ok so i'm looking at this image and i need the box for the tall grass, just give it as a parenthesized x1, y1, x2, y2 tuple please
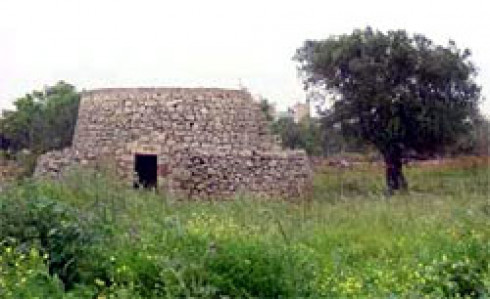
(1, 158, 489, 297)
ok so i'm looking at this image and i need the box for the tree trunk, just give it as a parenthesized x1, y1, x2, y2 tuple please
(384, 149, 407, 195)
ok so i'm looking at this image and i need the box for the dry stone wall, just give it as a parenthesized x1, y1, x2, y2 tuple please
(173, 149, 311, 198)
(35, 88, 312, 198)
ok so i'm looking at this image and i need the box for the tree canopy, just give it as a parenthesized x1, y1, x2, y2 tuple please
(294, 27, 481, 191)
(0, 81, 80, 154)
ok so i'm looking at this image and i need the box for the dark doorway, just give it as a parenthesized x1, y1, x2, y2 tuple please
(134, 154, 157, 188)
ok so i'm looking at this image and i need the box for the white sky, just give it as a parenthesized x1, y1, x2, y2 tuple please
(1, 0, 489, 115)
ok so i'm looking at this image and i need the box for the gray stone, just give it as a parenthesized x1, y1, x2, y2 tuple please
(35, 87, 312, 199)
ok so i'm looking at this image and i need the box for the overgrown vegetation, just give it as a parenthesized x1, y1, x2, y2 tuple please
(1, 157, 488, 298)
(261, 101, 488, 159)
(271, 116, 324, 156)
(0, 81, 80, 176)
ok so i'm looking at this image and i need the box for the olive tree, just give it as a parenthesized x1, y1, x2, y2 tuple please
(294, 27, 481, 192)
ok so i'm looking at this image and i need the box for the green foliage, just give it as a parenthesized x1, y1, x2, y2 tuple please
(13, 150, 39, 178)
(0, 246, 65, 298)
(295, 27, 482, 189)
(0, 160, 489, 297)
(298, 117, 324, 156)
(420, 238, 489, 297)
(316, 232, 490, 297)
(450, 116, 490, 155)
(259, 97, 323, 155)
(0, 185, 102, 289)
(0, 81, 80, 154)
(202, 240, 317, 297)
(271, 116, 324, 155)
(259, 97, 274, 122)
(271, 116, 303, 149)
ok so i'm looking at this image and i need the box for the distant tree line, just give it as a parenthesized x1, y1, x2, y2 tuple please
(260, 98, 367, 156)
(262, 97, 488, 159)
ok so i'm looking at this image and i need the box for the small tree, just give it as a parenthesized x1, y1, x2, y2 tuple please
(259, 97, 275, 122)
(271, 116, 304, 150)
(294, 27, 481, 192)
(0, 81, 80, 154)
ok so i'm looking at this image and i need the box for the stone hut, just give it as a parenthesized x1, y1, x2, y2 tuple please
(35, 88, 312, 198)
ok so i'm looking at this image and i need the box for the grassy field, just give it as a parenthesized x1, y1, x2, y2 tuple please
(1, 157, 489, 298)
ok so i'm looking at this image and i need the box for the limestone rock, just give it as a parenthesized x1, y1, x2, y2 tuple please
(35, 87, 312, 199)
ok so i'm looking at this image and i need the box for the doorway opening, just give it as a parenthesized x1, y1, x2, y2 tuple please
(134, 154, 157, 188)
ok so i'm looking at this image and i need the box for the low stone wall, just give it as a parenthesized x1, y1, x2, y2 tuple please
(34, 149, 92, 179)
(171, 149, 312, 198)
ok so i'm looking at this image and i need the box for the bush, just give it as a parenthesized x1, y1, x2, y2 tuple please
(96, 227, 318, 298)
(0, 245, 65, 298)
(420, 235, 490, 297)
(203, 240, 318, 297)
(0, 184, 101, 289)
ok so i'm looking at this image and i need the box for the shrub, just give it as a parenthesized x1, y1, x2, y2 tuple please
(420, 235, 490, 297)
(0, 185, 101, 289)
(96, 226, 318, 298)
(202, 240, 318, 297)
(0, 245, 65, 298)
